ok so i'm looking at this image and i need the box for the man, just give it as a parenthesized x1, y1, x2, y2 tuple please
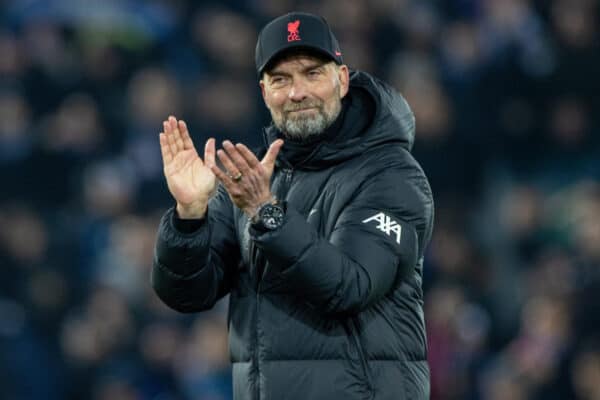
(152, 11, 434, 400)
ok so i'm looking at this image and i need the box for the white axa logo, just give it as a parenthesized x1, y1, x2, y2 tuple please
(362, 212, 402, 244)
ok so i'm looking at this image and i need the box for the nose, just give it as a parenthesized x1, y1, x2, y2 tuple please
(288, 79, 308, 102)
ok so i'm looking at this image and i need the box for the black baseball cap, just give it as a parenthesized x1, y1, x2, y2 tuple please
(255, 12, 343, 76)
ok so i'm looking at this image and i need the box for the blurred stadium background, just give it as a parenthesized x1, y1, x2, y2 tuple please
(1, 0, 599, 399)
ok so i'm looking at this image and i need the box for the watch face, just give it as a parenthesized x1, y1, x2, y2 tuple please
(259, 204, 285, 230)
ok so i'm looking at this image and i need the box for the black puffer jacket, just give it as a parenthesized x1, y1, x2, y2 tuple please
(152, 71, 434, 400)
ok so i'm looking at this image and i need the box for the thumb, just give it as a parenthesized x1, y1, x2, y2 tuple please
(261, 139, 284, 173)
(204, 138, 216, 169)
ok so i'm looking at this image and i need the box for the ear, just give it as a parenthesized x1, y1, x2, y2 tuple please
(259, 80, 268, 106)
(259, 80, 266, 99)
(337, 64, 350, 98)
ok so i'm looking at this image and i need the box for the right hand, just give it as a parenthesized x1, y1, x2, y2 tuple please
(159, 116, 216, 219)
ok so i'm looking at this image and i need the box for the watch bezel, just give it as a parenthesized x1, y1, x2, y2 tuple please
(257, 202, 285, 230)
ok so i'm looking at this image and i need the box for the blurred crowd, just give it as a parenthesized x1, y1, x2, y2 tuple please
(1, 0, 599, 399)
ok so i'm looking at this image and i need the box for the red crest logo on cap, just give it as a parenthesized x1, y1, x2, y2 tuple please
(287, 20, 301, 42)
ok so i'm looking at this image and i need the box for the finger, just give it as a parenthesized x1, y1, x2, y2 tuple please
(217, 148, 241, 178)
(159, 133, 173, 164)
(168, 117, 185, 152)
(210, 164, 234, 188)
(165, 121, 178, 156)
(162, 119, 172, 135)
(178, 120, 196, 151)
(204, 138, 216, 169)
(166, 116, 183, 152)
(235, 143, 261, 169)
(262, 139, 284, 170)
(168, 115, 178, 132)
(174, 128, 185, 153)
(223, 141, 251, 175)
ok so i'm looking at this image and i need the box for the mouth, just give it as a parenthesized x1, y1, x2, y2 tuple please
(287, 107, 317, 113)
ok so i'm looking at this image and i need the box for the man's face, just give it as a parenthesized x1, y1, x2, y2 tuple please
(260, 54, 349, 141)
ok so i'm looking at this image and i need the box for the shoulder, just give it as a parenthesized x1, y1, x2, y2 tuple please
(352, 143, 430, 186)
(346, 144, 434, 218)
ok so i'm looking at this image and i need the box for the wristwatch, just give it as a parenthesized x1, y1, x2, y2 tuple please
(251, 200, 285, 231)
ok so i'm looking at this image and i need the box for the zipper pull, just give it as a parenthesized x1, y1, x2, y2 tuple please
(275, 168, 294, 201)
(284, 168, 293, 182)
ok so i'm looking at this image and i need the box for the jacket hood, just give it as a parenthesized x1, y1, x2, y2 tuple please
(264, 70, 416, 170)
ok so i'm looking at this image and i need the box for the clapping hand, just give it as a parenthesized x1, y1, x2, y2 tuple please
(160, 115, 283, 219)
(159, 116, 216, 219)
(211, 139, 283, 218)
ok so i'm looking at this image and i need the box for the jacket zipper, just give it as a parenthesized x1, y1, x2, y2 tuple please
(255, 288, 261, 400)
(277, 168, 294, 201)
(253, 166, 294, 400)
(349, 319, 374, 395)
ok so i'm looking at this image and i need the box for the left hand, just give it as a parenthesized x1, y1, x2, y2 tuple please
(211, 139, 284, 217)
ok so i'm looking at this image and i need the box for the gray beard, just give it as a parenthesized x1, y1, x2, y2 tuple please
(273, 100, 342, 142)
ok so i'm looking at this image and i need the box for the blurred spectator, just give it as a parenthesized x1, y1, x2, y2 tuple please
(190, 8, 257, 74)
(0, 91, 32, 162)
(571, 343, 600, 400)
(174, 315, 232, 400)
